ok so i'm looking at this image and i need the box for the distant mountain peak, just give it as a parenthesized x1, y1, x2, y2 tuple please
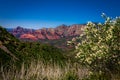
(16, 26, 24, 30)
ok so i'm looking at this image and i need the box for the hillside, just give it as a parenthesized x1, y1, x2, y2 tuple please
(0, 26, 66, 67)
(0, 26, 20, 66)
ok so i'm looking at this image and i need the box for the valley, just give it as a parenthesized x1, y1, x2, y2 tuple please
(7, 24, 85, 50)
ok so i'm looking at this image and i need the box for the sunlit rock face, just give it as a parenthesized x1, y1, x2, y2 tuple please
(20, 34, 38, 40)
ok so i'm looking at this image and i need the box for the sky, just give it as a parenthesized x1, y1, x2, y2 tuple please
(0, 0, 120, 29)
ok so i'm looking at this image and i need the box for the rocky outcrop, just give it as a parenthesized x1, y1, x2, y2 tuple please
(67, 24, 84, 36)
(10, 26, 34, 37)
(8, 24, 85, 40)
(34, 30, 46, 39)
(20, 34, 38, 40)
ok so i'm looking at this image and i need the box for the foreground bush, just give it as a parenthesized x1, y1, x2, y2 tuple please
(74, 14, 120, 79)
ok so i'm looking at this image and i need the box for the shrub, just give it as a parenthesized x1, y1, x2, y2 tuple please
(74, 14, 120, 78)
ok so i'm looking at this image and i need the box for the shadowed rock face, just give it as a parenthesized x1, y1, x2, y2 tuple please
(8, 24, 85, 40)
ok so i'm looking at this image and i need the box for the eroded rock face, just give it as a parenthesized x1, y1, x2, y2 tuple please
(20, 34, 38, 40)
(11, 26, 34, 37)
(9, 24, 85, 40)
(67, 24, 84, 36)
(34, 30, 46, 39)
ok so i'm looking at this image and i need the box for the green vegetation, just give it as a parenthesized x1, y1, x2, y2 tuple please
(0, 14, 119, 80)
(73, 14, 120, 79)
(0, 26, 87, 80)
(38, 36, 75, 51)
(0, 26, 67, 67)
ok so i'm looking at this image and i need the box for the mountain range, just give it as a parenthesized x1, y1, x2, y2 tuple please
(6, 24, 85, 50)
(7, 24, 85, 40)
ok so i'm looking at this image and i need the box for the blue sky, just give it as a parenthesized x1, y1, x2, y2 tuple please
(0, 0, 120, 29)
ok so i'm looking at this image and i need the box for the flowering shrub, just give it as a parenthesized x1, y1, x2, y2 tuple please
(75, 14, 120, 74)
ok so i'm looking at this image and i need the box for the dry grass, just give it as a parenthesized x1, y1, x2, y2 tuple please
(0, 61, 88, 80)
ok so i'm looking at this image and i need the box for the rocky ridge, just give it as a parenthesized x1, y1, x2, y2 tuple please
(8, 24, 85, 40)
